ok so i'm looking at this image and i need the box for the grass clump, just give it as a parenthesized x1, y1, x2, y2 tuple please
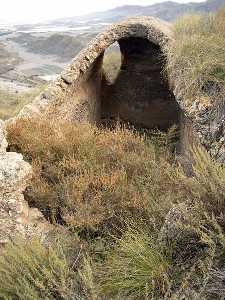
(165, 8, 225, 100)
(0, 236, 79, 300)
(187, 147, 225, 217)
(98, 226, 170, 299)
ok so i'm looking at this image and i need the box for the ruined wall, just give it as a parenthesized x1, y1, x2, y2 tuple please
(18, 17, 172, 122)
(1, 16, 175, 243)
(175, 92, 225, 164)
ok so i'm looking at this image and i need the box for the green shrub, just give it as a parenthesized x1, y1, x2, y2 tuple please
(78, 255, 98, 300)
(98, 225, 170, 299)
(0, 236, 78, 300)
(181, 147, 225, 223)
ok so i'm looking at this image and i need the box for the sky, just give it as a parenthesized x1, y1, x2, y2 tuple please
(1, 0, 204, 24)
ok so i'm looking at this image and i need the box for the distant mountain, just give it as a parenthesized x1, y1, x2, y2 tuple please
(52, 0, 224, 24)
(11, 33, 96, 61)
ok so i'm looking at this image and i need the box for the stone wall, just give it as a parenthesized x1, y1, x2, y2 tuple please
(174, 91, 225, 164)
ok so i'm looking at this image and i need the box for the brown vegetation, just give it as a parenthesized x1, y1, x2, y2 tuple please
(4, 113, 225, 299)
(7, 117, 178, 228)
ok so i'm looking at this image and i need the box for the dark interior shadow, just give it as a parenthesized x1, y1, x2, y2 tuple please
(101, 37, 181, 130)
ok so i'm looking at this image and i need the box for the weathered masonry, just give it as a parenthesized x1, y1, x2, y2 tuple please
(20, 17, 178, 128)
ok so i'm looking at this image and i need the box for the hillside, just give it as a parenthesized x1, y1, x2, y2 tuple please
(52, 0, 224, 23)
(11, 33, 96, 62)
(0, 0, 223, 94)
(0, 7, 225, 300)
(0, 43, 21, 74)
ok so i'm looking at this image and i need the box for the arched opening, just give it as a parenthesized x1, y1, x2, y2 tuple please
(102, 42, 121, 84)
(100, 37, 181, 130)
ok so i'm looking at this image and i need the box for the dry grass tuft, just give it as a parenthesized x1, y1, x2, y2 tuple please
(165, 8, 225, 100)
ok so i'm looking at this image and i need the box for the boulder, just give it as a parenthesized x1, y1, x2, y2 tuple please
(0, 120, 49, 244)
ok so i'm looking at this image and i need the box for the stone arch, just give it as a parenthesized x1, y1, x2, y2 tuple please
(16, 16, 224, 163)
(18, 17, 175, 127)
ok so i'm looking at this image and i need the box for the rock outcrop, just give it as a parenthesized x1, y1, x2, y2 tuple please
(0, 120, 49, 244)
(159, 204, 216, 299)
(175, 88, 225, 164)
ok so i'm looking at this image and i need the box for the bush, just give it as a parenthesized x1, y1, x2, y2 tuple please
(7, 117, 180, 230)
(0, 236, 79, 300)
(5, 117, 225, 299)
(187, 147, 225, 217)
